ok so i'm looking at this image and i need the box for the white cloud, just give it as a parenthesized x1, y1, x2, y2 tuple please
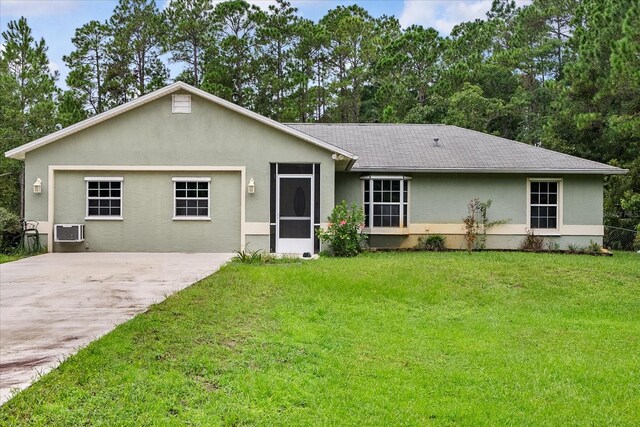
(48, 60, 60, 73)
(0, 0, 79, 17)
(400, 0, 534, 34)
(399, 0, 494, 34)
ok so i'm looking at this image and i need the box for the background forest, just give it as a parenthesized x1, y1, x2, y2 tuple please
(1, 0, 638, 248)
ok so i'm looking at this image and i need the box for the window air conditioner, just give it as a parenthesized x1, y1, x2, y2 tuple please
(54, 224, 85, 242)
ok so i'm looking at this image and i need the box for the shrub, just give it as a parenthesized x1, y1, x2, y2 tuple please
(234, 248, 264, 264)
(545, 240, 560, 251)
(587, 240, 602, 254)
(634, 225, 640, 251)
(520, 232, 545, 251)
(463, 198, 510, 252)
(316, 201, 367, 257)
(417, 234, 447, 251)
(0, 207, 21, 254)
(567, 244, 582, 253)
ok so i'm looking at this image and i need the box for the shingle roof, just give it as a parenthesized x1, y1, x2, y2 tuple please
(285, 123, 626, 174)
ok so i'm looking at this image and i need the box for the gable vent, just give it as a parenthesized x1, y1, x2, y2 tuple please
(172, 94, 191, 113)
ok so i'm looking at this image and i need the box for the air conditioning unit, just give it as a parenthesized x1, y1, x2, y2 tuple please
(54, 224, 84, 242)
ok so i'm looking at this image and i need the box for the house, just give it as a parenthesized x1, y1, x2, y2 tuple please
(4, 82, 626, 254)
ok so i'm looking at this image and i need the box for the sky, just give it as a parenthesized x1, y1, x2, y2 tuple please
(0, 0, 529, 87)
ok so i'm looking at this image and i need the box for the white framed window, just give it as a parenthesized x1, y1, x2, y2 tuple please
(528, 178, 562, 231)
(85, 177, 123, 220)
(361, 176, 410, 228)
(173, 177, 210, 220)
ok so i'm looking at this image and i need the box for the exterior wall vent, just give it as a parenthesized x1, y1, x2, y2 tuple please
(54, 224, 85, 242)
(172, 94, 191, 113)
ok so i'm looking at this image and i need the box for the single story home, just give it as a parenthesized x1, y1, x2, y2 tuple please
(5, 82, 626, 254)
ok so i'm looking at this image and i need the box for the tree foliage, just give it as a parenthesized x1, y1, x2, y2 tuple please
(1, 17, 58, 214)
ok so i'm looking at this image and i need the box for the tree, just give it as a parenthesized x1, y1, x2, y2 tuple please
(107, 0, 168, 101)
(376, 25, 443, 122)
(163, 0, 213, 87)
(202, 0, 260, 107)
(319, 5, 382, 122)
(0, 70, 24, 214)
(0, 17, 58, 215)
(57, 90, 88, 127)
(63, 20, 111, 114)
(253, 0, 299, 120)
(288, 18, 325, 122)
(444, 83, 506, 133)
(543, 0, 637, 162)
(608, 0, 640, 159)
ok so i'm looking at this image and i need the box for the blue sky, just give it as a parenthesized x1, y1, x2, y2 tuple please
(0, 0, 526, 86)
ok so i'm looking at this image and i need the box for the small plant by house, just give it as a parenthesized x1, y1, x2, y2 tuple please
(316, 201, 367, 257)
(463, 198, 510, 252)
(234, 248, 265, 264)
(416, 234, 447, 251)
(587, 240, 602, 254)
(520, 231, 546, 251)
(0, 207, 21, 254)
(567, 244, 581, 253)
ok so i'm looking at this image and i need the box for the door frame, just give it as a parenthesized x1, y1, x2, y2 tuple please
(276, 173, 314, 254)
(270, 163, 320, 254)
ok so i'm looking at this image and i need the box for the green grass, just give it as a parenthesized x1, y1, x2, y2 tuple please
(0, 253, 26, 264)
(2, 252, 639, 425)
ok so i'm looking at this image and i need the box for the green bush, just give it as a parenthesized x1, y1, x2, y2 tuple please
(0, 207, 21, 254)
(520, 232, 545, 251)
(316, 201, 367, 257)
(417, 234, 447, 251)
(634, 225, 640, 251)
(234, 248, 264, 264)
(567, 244, 583, 253)
(587, 240, 602, 254)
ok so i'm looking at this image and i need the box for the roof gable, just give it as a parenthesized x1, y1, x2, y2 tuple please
(5, 82, 355, 160)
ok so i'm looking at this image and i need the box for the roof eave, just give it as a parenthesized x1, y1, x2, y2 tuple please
(349, 167, 628, 175)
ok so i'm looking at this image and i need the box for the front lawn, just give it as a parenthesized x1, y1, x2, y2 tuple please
(2, 252, 639, 425)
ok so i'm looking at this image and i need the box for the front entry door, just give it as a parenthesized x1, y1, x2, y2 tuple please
(277, 175, 314, 254)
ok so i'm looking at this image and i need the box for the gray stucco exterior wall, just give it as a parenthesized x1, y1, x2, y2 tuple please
(24, 92, 336, 252)
(335, 172, 604, 250)
(52, 171, 241, 252)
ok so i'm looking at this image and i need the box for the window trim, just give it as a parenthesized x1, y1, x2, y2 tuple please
(172, 177, 211, 221)
(360, 176, 411, 231)
(526, 178, 563, 235)
(85, 177, 124, 220)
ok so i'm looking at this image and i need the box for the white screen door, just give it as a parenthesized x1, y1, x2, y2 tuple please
(277, 175, 314, 254)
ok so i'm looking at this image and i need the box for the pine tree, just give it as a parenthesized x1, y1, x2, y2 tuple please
(107, 0, 168, 100)
(163, 0, 213, 87)
(253, 0, 299, 120)
(202, 0, 260, 107)
(0, 17, 58, 215)
(63, 20, 111, 114)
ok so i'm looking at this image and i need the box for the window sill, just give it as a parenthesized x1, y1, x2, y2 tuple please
(364, 227, 409, 235)
(172, 217, 211, 221)
(85, 217, 123, 221)
(530, 229, 562, 236)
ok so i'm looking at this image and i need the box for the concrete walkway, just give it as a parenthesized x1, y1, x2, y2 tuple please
(0, 252, 233, 405)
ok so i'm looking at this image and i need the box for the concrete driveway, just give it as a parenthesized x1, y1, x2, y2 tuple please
(0, 252, 233, 404)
